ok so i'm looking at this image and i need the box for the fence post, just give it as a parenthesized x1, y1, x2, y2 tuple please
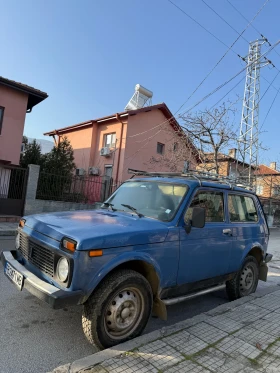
(101, 176, 111, 201)
(23, 164, 40, 215)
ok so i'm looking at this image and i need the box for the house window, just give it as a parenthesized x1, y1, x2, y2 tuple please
(157, 142, 165, 155)
(104, 133, 116, 148)
(0, 106, 4, 135)
(256, 184, 263, 195)
(173, 142, 178, 152)
(104, 165, 113, 177)
(273, 187, 280, 196)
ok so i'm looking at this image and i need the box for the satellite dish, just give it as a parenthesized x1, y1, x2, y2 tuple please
(125, 84, 153, 111)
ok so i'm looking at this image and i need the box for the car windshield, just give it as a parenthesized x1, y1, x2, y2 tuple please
(104, 181, 188, 221)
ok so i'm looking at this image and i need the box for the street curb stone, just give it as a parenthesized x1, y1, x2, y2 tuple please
(0, 229, 17, 236)
(49, 284, 280, 373)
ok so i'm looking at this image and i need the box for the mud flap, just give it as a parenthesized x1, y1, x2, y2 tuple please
(153, 296, 167, 320)
(259, 262, 268, 282)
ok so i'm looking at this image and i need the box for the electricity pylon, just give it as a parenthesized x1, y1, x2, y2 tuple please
(237, 39, 270, 184)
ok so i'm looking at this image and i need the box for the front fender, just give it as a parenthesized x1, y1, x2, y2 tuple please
(83, 251, 162, 301)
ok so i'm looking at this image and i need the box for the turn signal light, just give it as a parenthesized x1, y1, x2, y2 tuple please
(19, 219, 26, 228)
(62, 238, 76, 252)
(88, 250, 103, 257)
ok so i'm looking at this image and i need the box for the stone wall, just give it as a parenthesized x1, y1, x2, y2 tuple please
(24, 199, 102, 216)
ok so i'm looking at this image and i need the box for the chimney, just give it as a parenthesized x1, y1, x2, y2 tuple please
(270, 162, 277, 170)
(228, 148, 237, 159)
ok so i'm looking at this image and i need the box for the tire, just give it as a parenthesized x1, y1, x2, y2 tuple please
(226, 256, 259, 301)
(82, 269, 153, 350)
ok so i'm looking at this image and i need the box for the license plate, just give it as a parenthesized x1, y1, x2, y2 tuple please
(5, 262, 24, 290)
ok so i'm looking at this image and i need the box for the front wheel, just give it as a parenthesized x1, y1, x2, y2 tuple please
(226, 256, 259, 301)
(82, 269, 153, 349)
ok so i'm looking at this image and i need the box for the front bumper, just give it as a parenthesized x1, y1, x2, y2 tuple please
(1, 250, 83, 309)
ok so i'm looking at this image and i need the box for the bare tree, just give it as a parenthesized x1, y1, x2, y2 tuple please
(180, 103, 238, 174)
(145, 119, 197, 173)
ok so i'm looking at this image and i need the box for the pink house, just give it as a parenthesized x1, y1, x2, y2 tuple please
(44, 103, 199, 183)
(0, 76, 48, 166)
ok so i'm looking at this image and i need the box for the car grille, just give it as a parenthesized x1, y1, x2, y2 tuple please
(19, 234, 55, 277)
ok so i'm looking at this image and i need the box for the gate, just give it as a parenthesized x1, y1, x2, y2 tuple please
(0, 165, 28, 216)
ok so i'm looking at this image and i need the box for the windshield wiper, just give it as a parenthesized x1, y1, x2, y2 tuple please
(102, 202, 117, 211)
(121, 204, 144, 218)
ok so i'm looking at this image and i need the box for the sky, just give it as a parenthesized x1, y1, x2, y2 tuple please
(1, 0, 279, 164)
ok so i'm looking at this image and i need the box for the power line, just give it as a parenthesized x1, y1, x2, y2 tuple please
(181, 40, 280, 115)
(128, 0, 272, 141)
(168, 0, 236, 52)
(259, 70, 280, 103)
(167, 0, 270, 114)
(201, 0, 250, 44)
(260, 86, 280, 131)
(209, 75, 244, 110)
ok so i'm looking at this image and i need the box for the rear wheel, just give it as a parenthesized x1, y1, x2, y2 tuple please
(82, 269, 153, 349)
(226, 256, 259, 301)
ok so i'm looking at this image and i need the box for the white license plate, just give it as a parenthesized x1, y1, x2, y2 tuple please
(5, 262, 24, 290)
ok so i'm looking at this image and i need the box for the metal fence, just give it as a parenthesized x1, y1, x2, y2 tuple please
(36, 172, 123, 204)
(0, 165, 28, 215)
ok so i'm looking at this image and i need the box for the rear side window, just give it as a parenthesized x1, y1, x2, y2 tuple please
(228, 194, 258, 222)
(185, 191, 224, 223)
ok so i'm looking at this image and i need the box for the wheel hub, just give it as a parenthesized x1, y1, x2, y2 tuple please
(240, 266, 254, 292)
(105, 288, 142, 338)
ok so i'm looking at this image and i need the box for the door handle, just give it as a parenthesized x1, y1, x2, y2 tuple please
(223, 228, 232, 236)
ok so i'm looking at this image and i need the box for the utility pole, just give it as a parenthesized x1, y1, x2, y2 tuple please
(237, 39, 271, 185)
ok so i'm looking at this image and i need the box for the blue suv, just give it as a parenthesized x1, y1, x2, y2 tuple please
(1, 170, 272, 349)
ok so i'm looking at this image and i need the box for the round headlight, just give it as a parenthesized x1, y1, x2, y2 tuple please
(57, 257, 69, 282)
(15, 233, 20, 250)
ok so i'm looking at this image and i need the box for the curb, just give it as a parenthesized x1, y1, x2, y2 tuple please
(0, 229, 17, 236)
(50, 284, 280, 373)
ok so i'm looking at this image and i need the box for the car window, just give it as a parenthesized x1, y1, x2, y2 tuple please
(106, 181, 188, 221)
(185, 191, 224, 223)
(228, 194, 258, 222)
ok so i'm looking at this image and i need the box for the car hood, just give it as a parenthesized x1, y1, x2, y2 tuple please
(24, 210, 169, 250)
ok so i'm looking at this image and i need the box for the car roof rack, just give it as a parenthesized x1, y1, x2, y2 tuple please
(127, 168, 254, 191)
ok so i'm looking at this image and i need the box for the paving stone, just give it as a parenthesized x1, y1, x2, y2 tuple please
(251, 294, 280, 312)
(226, 304, 268, 323)
(164, 360, 211, 373)
(84, 366, 108, 373)
(101, 354, 158, 373)
(205, 315, 244, 333)
(163, 329, 208, 356)
(266, 340, 280, 358)
(233, 326, 277, 350)
(262, 311, 280, 323)
(249, 319, 280, 338)
(138, 339, 184, 370)
(193, 347, 258, 373)
(215, 336, 262, 359)
(188, 322, 228, 344)
(257, 352, 280, 372)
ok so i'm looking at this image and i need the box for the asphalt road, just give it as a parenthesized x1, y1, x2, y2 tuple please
(0, 231, 279, 373)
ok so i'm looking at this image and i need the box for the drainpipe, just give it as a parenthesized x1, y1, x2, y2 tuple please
(115, 113, 124, 184)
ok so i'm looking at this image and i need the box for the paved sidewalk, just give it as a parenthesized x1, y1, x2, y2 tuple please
(0, 222, 18, 236)
(50, 285, 280, 373)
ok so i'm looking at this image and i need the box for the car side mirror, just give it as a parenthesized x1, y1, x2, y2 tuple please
(185, 207, 206, 234)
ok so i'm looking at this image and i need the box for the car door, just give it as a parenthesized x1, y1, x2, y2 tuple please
(178, 188, 233, 286)
(227, 192, 267, 273)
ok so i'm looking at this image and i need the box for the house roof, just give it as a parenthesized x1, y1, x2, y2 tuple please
(203, 152, 255, 169)
(255, 164, 280, 176)
(44, 103, 200, 160)
(0, 76, 48, 110)
(44, 103, 172, 135)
